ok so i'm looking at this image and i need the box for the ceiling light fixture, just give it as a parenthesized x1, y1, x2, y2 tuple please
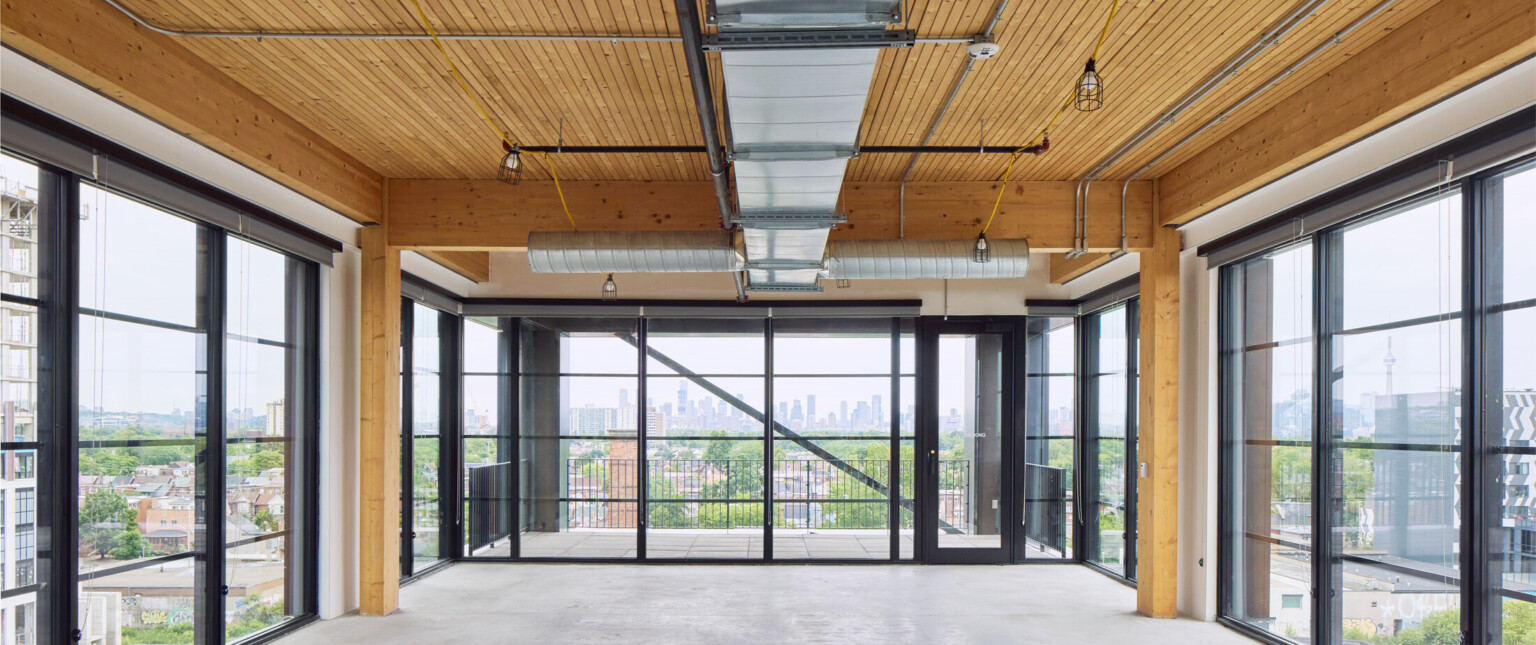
(498, 141, 522, 185)
(1075, 59, 1103, 112)
(973, 232, 991, 264)
(602, 273, 618, 301)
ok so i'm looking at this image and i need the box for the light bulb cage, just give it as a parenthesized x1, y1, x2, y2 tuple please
(601, 273, 618, 301)
(1075, 59, 1103, 112)
(498, 141, 523, 185)
(973, 232, 992, 264)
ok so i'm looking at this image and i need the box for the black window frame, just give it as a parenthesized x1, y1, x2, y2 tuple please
(1213, 131, 1536, 644)
(2, 102, 325, 645)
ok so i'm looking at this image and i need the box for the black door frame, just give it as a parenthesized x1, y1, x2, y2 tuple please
(916, 317, 1021, 564)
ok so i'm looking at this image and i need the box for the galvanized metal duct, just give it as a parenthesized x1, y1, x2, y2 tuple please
(827, 239, 1031, 279)
(716, 0, 898, 292)
(527, 231, 744, 273)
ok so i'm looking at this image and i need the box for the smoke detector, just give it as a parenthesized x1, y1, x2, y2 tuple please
(967, 36, 1000, 60)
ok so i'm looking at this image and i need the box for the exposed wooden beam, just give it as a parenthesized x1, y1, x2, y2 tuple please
(359, 225, 401, 616)
(386, 180, 1155, 252)
(1048, 253, 1115, 284)
(418, 250, 492, 283)
(0, 0, 384, 223)
(1158, 0, 1536, 226)
(1136, 220, 1180, 618)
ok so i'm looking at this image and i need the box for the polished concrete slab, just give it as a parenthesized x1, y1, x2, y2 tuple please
(280, 564, 1254, 645)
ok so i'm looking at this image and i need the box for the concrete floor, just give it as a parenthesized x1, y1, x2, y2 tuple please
(280, 564, 1254, 645)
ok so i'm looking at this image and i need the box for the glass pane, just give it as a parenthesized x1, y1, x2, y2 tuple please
(772, 377, 889, 437)
(225, 538, 288, 641)
(78, 205, 207, 645)
(1, 154, 39, 299)
(463, 437, 512, 557)
(645, 318, 763, 375)
(1335, 321, 1462, 447)
(1223, 246, 1316, 641)
(519, 318, 640, 559)
(772, 319, 892, 375)
(462, 375, 500, 436)
(935, 334, 1004, 549)
(1340, 193, 1461, 330)
(412, 303, 440, 372)
(79, 184, 200, 327)
(520, 318, 638, 376)
(82, 567, 197, 645)
(648, 376, 763, 560)
(463, 317, 501, 374)
(1500, 165, 1535, 304)
(773, 441, 891, 560)
(225, 238, 305, 641)
(1026, 317, 1075, 560)
(1336, 448, 1461, 642)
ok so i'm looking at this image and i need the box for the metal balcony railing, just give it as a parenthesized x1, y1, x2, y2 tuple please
(544, 457, 972, 531)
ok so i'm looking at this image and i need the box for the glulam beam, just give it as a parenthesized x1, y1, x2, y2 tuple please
(0, 0, 384, 223)
(385, 179, 1156, 252)
(1158, 0, 1536, 226)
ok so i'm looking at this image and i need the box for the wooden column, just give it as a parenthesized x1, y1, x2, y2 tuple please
(359, 223, 401, 615)
(1136, 212, 1180, 618)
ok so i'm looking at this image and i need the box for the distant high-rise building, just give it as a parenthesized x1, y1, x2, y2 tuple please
(677, 382, 689, 420)
(778, 401, 790, 422)
(840, 401, 850, 429)
(806, 395, 816, 421)
(620, 388, 630, 410)
(791, 400, 804, 425)
(872, 394, 883, 426)
(265, 400, 285, 437)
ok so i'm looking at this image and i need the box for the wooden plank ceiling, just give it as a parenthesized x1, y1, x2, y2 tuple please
(111, 0, 1439, 184)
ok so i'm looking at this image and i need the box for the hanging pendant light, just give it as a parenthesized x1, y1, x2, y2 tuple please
(601, 274, 618, 301)
(1075, 59, 1103, 112)
(498, 141, 522, 185)
(973, 232, 991, 264)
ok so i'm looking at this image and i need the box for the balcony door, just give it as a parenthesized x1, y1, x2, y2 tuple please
(918, 320, 1017, 564)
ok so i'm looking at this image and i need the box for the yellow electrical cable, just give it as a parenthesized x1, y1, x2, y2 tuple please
(407, 0, 577, 230)
(541, 152, 578, 231)
(1091, 0, 1124, 61)
(407, 0, 512, 149)
(985, 0, 1123, 234)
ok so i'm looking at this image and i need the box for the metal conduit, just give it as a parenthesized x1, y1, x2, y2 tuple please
(673, 0, 735, 228)
(1121, 0, 1402, 182)
(1079, 0, 1334, 182)
(101, 0, 972, 44)
(1067, 0, 1336, 257)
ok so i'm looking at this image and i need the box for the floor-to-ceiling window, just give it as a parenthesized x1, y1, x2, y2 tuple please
(4, 105, 327, 644)
(518, 318, 641, 559)
(1024, 316, 1076, 560)
(1083, 302, 1139, 579)
(645, 318, 765, 560)
(1217, 143, 1535, 644)
(77, 182, 212, 644)
(76, 179, 319, 644)
(771, 319, 902, 560)
(1220, 242, 1315, 641)
(223, 237, 315, 640)
(1483, 160, 1535, 639)
(0, 153, 43, 645)
(506, 314, 921, 561)
(401, 299, 456, 576)
(462, 317, 511, 558)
